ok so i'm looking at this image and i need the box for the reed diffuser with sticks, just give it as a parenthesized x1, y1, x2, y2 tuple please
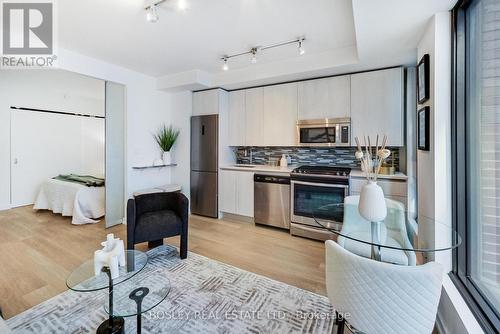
(354, 135, 391, 222)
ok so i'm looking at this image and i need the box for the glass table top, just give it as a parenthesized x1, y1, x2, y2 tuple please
(66, 250, 148, 292)
(104, 271, 171, 317)
(313, 203, 462, 253)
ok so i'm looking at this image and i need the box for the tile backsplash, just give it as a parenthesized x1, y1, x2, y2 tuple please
(235, 146, 400, 170)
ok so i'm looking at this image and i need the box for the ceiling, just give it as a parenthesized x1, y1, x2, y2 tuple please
(58, 0, 458, 90)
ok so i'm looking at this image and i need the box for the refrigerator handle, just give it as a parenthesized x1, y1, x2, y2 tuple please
(202, 125, 205, 135)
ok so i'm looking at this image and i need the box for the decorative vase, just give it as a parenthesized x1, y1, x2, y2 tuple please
(358, 180, 387, 222)
(162, 151, 172, 165)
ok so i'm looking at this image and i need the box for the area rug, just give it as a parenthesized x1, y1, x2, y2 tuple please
(7, 245, 334, 333)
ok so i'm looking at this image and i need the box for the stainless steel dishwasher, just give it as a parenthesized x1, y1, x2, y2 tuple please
(254, 174, 290, 229)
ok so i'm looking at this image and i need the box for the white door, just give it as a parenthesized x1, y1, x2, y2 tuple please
(10, 110, 84, 207)
(263, 83, 298, 146)
(245, 87, 264, 146)
(298, 76, 350, 120)
(228, 90, 246, 146)
(219, 169, 236, 214)
(351, 68, 404, 146)
(193, 90, 220, 116)
(105, 82, 126, 228)
(236, 171, 254, 217)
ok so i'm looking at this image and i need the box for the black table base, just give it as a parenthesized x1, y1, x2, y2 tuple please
(96, 317, 125, 334)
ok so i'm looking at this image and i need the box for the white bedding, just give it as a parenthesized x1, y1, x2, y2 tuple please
(34, 179, 105, 225)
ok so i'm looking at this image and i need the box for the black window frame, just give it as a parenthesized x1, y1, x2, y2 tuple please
(451, 0, 500, 332)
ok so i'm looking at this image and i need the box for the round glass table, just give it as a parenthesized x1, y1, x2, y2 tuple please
(66, 250, 169, 334)
(313, 203, 461, 265)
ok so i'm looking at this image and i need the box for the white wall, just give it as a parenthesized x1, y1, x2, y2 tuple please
(53, 48, 174, 198)
(169, 91, 192, 198)
(417, 12, 484, 334)
(0, 70, 105, 209)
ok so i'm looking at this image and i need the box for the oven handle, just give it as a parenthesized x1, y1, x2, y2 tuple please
(291, 180, 349, 197)
(291, 180, 349, 189)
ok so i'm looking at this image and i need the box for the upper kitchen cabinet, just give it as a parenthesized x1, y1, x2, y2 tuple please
(193, 89, 221, 116)
(228, 90, 246, 146)
(298, 76, 350, 120)
(350, 67, 404, 146)
(263, 83, 298, 146)
(245, 87, 265, 146)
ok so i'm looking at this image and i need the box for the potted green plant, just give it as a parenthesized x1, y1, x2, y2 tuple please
(153, 125, 180, 165)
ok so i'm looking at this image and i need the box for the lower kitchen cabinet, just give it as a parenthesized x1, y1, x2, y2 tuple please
(350, 177, 408, 209)
(219, 169, 254, 217)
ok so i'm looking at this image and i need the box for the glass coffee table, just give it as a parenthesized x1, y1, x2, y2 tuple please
(313, 203, 461, 264)
(67, 250, 170, 334)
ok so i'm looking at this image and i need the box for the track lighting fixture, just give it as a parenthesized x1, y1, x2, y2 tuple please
(222, 57, 229, 71)
(250, 48, 258, 64)
(145, 0, 188, 22)
(298, 38, 305, 55)
(220, 37, 305, 71)
(146, 4, 159, 23)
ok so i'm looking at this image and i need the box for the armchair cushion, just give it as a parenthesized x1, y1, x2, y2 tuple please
(135, 209, 182, 243)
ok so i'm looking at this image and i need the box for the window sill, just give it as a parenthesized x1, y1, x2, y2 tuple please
(438, 275, 485, 334)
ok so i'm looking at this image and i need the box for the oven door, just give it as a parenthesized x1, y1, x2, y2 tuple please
(291, 180, 348, 227)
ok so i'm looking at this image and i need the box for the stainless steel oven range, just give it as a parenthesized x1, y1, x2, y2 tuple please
(290, 165, 351, 241)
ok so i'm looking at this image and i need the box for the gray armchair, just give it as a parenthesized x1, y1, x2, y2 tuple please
(127, 192, 189, 259)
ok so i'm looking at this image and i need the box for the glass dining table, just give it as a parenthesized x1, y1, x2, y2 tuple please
(313, 202, 462, 265)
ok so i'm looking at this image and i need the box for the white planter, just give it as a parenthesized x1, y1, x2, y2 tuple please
(358, 180, 387, 222)
(162, 151, 172, 165)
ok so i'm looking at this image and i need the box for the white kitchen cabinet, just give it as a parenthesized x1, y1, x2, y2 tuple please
(245, 87, 264, 146)
(228, 90, 246, 146)
(219, 169, 236, 213)
(263, 83, 298, 146)
(298, 76, 350, 120)
(193, 89, 220, 116)
(219, 169, 254, 218)
(235, 171, 254, 217)
(350, 67, 404, 146)
(350, 177, 408, 209)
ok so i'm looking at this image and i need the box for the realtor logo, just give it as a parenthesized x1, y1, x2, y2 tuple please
(1, 0, 57, 68)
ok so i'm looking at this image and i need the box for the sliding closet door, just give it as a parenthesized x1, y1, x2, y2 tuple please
(105, 82, 126, 228)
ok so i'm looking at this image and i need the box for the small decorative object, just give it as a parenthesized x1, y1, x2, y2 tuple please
(354, 135, 392, 222)
(417, 54, 430, 104)
(94, 233, 126, 280)
(153, 124, 180, 165)
(418, 106, 430, 151)
(153, 158, 164, 166)
(280, 154, 288, 168)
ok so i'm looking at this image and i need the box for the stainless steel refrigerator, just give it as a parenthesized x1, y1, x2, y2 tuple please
(190, 114, 218, 217)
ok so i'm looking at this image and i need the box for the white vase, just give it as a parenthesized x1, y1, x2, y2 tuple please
(162, 151, 172, 165)
(358, 180, 387, 222)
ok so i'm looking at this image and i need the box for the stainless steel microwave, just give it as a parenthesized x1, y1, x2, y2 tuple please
(297, 118, 351, 147)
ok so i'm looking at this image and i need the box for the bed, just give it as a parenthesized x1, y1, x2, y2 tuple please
(34, 176, 105, 225)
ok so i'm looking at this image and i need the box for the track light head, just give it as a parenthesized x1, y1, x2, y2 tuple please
(146, 4, 159, 23)
(250, 48, 258, 64)
(222, 57, 229, 71)
(178, 0, 188, 11)
(298, 38, 305, 55)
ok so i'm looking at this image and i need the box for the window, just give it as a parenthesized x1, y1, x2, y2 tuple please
(452, 0, 500, 332)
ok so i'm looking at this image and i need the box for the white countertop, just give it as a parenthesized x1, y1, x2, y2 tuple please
(221, 165, 408, 180)
(220, 164, 296, 174)
(350, 169, 408, 180)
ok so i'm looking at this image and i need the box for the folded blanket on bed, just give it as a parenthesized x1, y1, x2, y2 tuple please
(53, 174, 105, 187)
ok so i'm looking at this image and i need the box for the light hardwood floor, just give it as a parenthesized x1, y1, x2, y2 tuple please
(0, 206, 326, 319)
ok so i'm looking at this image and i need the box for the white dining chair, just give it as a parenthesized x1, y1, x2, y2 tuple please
(339, 195, 416, 265)
(325, 240, 443, 334)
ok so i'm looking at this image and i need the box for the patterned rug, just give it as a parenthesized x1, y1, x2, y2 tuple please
(7, 245, 334, 333)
